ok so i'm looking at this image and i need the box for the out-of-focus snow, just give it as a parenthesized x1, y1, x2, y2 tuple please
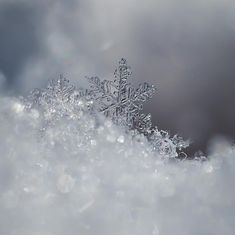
(0, 92, 235, 235)
(0, 71, 6, 91)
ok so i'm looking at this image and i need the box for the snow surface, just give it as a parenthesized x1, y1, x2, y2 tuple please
(0, 90, 235, 235)
(0, 59, 234, 234)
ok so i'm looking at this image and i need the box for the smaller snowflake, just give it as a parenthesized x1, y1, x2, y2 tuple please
(149, 128, 190, 158)
(24, 75, 93, 124)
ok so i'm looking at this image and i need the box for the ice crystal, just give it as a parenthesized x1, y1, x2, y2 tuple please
(87, 58, 155, 131)
(149, 128, 190, 158)
(25, 75, 93, 124)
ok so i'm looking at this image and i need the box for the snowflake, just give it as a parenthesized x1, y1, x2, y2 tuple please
(149, 128, 190, 158)
(24, 75, 93, 124)
(87, 58, 155, 131)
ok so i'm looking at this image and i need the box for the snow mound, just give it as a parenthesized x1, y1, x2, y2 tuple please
(0, 61, 235, 235)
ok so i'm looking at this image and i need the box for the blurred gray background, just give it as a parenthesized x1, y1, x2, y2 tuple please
(0, 0, 235, 154)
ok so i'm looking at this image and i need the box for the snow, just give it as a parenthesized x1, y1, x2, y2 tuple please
(0, 60, 234, 234)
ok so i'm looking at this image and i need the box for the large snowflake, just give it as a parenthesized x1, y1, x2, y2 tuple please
(87, 58, 155, 131)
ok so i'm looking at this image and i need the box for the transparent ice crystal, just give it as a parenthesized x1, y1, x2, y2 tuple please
(87, 58, 155, 132)
(25, 75, 93, 123)
(149, 128, 190, 158)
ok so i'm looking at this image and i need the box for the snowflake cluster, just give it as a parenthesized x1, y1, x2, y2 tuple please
(26, 59, 189, 158)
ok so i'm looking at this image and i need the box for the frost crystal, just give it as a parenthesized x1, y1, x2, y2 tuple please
(25, 75, 93, 123)
(87, 58, 155, 131)
(149, 129, 190, 158)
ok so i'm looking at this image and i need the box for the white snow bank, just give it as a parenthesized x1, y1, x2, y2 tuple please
(0, 95, 235, 235)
